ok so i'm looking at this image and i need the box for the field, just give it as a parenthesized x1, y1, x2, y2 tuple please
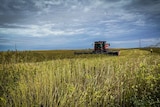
(0, 48, 160, 107)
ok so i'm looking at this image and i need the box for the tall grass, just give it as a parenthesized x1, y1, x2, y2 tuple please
(0, 49, 160, 107)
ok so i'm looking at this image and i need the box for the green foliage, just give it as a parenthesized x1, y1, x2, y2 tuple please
(0, 48, 160, 107)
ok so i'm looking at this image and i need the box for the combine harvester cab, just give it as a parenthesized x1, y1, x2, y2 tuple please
(74, 41, 120, 56)
(92, 41, 120, 56)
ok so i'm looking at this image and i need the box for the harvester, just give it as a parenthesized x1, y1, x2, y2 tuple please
(74, 41, 120, 56)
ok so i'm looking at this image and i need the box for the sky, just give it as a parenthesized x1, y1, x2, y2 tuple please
(0, 0, 160, 51)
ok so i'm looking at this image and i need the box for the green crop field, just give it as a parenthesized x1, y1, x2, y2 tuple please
(0, 48, 160, 107)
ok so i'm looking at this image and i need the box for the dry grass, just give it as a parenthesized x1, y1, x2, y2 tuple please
(0, 49, 160, 107)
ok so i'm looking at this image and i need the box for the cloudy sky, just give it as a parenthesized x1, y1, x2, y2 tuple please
(0, 0, 160, 51)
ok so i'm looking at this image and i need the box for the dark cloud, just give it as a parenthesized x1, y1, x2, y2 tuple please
(101, 0, 121, 3)
(0, 0, 38, 13)
(0, 23, 29, 29)
(0, 0, 160, 27)
(129, 0, 160, 6)
(124, 0, 160, 25)
(0, 0, 35, 25)
(0, 0, 73, 25)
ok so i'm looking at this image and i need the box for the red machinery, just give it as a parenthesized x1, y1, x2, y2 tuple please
(93, 41, 110, 53)
(75, 41, 120, 56)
